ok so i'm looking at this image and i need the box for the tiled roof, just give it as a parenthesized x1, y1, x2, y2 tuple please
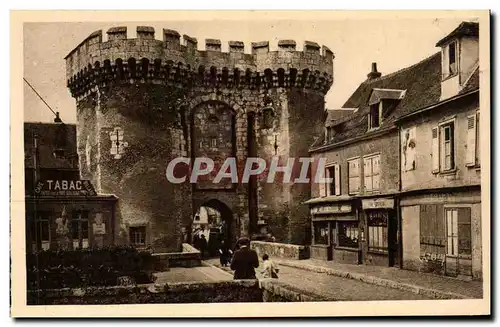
(436, 22, 479, 47)
(459, 65, 480, 94)
(324, 108, 356, 127)
(24, 122, 78, 169)
(311, 52, 442, 149)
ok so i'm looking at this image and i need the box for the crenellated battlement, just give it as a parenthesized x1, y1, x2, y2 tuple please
(65, 26, 334, 97)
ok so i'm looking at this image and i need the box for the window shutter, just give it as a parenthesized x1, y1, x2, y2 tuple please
(466, 115, 476, 165)
(334, 165, 341, 195)
(432, 127, 439, 172)
(319, 178, 326, 197)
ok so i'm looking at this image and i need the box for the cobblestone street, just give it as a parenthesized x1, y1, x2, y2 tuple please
(204, 259, 432, 301)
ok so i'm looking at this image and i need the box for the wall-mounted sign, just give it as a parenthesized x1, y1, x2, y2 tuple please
(311, 204, 352, 215)
(34, 180, 97, 197)
(362, 198, 394, 210)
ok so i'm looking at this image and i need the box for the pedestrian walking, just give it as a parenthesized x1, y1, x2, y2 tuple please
(218, 240, 231, 267)
(230, 237, 259, 280)
(260, 254, 279, 279)
(199, 234, 208, 259)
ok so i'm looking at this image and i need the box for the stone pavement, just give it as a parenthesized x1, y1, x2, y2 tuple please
(273, 258, 484, 300)
(203, 259, 432, 301)
(204, 257, 483, 300)
(154, 266, 232, 284)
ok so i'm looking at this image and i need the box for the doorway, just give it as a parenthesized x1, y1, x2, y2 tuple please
(444, 207, 472, 278)
(191, 199, 234, 258)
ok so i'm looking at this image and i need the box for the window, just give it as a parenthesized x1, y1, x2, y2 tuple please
(262, 107, 275, 129)
(348, 158, 361, 194)
(71, 210, 89, 249)
(338, 221, 359, 248)
(367, 210, 388, 252)
(130, 226, 146, 246)
(476, 112, 480, 166)
(445, 208, 471, 257)
(325, 164, 341, 196)
(199, 140, 204, 149)
(211, 138, 217, 148)
(325, 127, 333, 142)
(466, 111, 480, 167)
(368, 102, 382, 130)
(313, 222, 329, 245)
(31, 211, 51, 251)
(363, 154, 380, 192)
(432, 121, 455, 173)
(448, 42, 457, 76)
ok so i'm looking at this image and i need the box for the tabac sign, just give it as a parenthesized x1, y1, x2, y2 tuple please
(34, 180, 97, 197)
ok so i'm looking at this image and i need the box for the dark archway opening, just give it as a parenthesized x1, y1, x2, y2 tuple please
(191, 199, 234, 258)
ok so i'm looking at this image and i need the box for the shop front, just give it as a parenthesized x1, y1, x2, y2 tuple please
(25, 179, 118, 252)
(360, 197, 400, 267)
(310, 200, 361, 264)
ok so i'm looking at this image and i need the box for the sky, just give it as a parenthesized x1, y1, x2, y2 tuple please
(23, 16, 477, 124)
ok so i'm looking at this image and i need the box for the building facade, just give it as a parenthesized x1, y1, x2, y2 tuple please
(397, 22, 481, 280)
(307, 21, 482, 279)
(64, 26, 334, 251)
(24, 118, 118, 252)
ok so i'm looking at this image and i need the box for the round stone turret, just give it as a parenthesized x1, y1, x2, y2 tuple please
(66, 26, 334, 251)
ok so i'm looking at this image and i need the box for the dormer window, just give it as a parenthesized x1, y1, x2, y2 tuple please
(448, 41, 458, 76)
(325, 127, 333, 141)
(369, 102, 382, 130)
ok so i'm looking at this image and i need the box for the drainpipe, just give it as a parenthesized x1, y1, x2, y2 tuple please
(397, 125, 403, 269)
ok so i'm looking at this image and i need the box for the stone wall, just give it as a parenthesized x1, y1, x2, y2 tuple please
(27, 279, 330, 305)
(251, 241, 310, 260)
(152, 243, 201, 270)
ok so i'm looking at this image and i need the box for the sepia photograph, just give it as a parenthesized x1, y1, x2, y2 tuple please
(10, 10, 491, 317)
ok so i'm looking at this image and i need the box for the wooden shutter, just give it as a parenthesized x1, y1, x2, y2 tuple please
(334, 165, 341, 195)
(466, 115, 476, 165)
(364, 158, 372, 191)
(319, 175, 326, 197)
(432, 127, 439, 172)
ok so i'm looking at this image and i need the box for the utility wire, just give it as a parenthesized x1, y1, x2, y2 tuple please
(23, 77, 60, 120)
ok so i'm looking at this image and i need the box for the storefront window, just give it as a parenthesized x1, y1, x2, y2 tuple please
(71, 210, 89, 249)
(367, 210, 388, 252)
(30, 211, 51, 251)
(338, 221, 359, 248)
(313, 222, 329, 245)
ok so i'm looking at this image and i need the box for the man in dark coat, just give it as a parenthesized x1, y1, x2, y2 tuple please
(230, 237, 259, 279)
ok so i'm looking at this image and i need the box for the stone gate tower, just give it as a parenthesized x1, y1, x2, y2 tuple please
(65, 26, 334, 252)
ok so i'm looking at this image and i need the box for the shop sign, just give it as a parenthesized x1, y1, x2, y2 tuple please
(362, 198, 394, 210)
(311, 204, 352, 215)
(34, 180, 97, 197)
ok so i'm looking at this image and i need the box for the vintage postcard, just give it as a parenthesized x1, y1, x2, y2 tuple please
(10, 10, 491, 317)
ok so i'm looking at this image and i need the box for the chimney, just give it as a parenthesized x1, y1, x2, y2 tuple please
(367, 62, 382, 80)
(54, 112, 62, 123)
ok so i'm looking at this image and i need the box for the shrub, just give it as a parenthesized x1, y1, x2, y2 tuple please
(26, 246, 155, 290)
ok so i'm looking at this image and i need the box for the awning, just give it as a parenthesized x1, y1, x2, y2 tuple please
(304, 195, 356, 205)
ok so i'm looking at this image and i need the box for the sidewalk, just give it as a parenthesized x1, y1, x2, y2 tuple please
(274, 258, 483, 300)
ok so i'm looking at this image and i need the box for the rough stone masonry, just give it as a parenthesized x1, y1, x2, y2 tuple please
(65, 26, 334, 252)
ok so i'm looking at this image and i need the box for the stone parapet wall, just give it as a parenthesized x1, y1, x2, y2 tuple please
(65, 26, 334, 99)
(152, 243, 201, 269)
(27, 279, 329, 305)
(251, 241, 310, 260)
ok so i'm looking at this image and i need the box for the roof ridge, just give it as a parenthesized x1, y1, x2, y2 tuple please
(363, 51, 441, 85)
